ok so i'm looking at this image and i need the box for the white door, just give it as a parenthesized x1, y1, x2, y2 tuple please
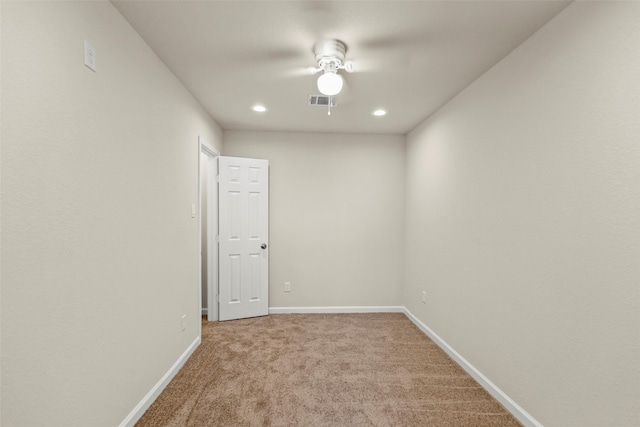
(218, 156, 269, 321)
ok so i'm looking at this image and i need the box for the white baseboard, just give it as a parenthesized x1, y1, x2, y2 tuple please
(269, 306, 404, 314)
(402, 307, 542, 427)
(119, 336, 201, 427)
(201, 308, 208, 315)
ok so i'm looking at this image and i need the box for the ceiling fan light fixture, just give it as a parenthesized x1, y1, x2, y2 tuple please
(252, 104, 267, 113)
(372, 109, 387, 116)
(317, 71, 343, 96)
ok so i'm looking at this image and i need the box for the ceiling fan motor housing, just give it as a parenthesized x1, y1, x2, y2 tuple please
(314, 39, 347, 72)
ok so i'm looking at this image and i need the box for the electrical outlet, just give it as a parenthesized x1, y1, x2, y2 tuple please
(181, 314, 187, 331)
(422, 291, 427, 304)
(284, 282, 291, 292)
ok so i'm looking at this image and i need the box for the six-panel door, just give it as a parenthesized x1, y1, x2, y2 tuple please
(218, 156, 269, 321)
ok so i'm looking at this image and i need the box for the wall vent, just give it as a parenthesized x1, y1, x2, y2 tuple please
(308, 95, 337, 107)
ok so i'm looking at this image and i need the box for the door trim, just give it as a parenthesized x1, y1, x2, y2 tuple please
(198, 136, 219, 322)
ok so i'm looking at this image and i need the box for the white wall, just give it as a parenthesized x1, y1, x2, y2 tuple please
(223, 131, 405, 308)
(404, 2, 640, 426)
(1, 2, 222, 425)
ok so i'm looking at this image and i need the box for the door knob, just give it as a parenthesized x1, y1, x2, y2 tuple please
(261, 243, 267, 250)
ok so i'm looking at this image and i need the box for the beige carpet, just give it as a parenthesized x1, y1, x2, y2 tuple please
(136, 313, 521, 426)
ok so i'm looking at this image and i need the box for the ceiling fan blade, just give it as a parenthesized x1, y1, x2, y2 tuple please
(296, 2, 340, 40)
(225, 46, 307, 66)
(358, 30, 433, 52)
(347, 31, 432, 72)
(282, 66, 322, 78)
(342, 54, 408, 74)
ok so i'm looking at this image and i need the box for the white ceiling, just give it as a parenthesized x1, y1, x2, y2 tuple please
(112, 1, 570, 135)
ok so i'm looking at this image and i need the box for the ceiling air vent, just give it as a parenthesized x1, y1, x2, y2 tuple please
(308, 95, 337, 107)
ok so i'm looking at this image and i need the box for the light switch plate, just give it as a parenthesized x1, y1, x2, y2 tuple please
(84, 40, 96, 72)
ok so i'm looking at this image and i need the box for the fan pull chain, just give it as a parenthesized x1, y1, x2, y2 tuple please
(328, 97, 332, 116)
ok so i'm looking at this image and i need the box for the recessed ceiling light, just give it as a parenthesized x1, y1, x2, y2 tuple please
(252, 105, 267, 113)
(372, 109, 387, 116)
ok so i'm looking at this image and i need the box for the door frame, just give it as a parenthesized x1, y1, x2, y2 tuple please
(198, 136, 219, 321)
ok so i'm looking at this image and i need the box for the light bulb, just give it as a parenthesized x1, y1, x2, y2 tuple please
(317, 72, 343, 96)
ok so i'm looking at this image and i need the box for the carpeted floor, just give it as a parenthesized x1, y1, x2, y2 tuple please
(136, 313, 521, 426)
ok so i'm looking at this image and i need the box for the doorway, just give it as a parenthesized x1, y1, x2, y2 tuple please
(199, 136, 219, 321)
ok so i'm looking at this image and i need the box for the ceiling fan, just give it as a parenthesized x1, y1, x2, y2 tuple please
(308, 39, 355, 97)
